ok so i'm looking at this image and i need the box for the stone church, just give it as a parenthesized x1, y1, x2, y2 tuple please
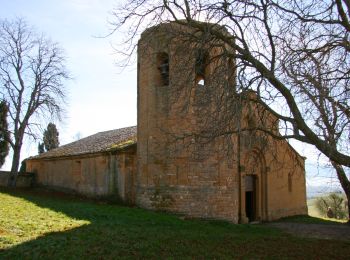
(27, 22, 307, 223)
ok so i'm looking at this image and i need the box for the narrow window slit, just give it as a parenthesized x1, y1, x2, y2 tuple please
(157, 52, 169, 86)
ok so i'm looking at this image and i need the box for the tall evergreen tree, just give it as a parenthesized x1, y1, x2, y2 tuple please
(43, 123, 59, 151)
(0, 100, 9, 168)
(38, 143, 45, 154)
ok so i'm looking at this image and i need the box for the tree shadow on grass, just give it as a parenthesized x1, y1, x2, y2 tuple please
(1, 188, 350, 259)
(0, 188, 199, 258)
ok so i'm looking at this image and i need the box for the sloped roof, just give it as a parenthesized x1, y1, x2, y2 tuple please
(30, 126, 137, 159)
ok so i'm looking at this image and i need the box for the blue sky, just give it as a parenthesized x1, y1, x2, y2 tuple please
(0, 0, 137, 168)
(0, 0, 343, 194)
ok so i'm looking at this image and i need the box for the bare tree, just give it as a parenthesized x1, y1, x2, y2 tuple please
(0, 18, 69, 186)
(111, 0, 350, 220)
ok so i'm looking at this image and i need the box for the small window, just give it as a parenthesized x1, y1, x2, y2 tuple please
(157, 52, 169, 86)
(247, 114, 256, 129)
(195, 49, 209, 86)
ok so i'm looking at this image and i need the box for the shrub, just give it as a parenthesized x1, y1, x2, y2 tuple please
(315, 193, 347, 219)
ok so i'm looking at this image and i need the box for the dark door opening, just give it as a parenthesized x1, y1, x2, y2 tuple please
(245, 191, 255, 222)
(245, 175, 256, 222)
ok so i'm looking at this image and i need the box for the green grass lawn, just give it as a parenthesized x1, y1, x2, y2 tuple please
(1, 188, 349, 259)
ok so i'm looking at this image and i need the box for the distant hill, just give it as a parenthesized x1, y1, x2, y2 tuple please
(305, 162, 343, 198)
(306, 185, 343, 199)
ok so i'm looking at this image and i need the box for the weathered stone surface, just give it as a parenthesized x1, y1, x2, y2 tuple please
(136, 22, 307, 223)
(0, 171, 34, 187)
(27, 146, 136, 203)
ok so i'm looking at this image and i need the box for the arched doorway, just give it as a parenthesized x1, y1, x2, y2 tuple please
(241, 150, 267, 222)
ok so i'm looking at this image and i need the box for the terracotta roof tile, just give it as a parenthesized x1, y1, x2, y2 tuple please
(30, 126, 137, 159)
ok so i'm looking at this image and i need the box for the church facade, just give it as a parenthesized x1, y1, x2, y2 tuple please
(27, 22, 307, 223)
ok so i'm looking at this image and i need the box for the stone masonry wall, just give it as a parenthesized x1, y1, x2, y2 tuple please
(26, 147, 137, 201)
(136, 22, 307, 223)
(137, 23, 241, 222)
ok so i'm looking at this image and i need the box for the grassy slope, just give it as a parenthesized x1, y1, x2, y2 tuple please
(0, 188, 349, 259)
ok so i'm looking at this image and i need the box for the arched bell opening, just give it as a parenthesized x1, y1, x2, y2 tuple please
(156, 52, 169, 86)
(195, 49, 209, 86)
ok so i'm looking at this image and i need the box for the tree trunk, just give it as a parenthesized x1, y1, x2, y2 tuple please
(331, 162, 350, 223)
(347, 199, 350, 224)
(8, 145, 21, 187)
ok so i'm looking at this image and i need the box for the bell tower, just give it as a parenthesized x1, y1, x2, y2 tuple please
(136, 22, 238, 221)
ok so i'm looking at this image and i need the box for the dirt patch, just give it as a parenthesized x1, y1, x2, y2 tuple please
(0, 228, 9, 235)
(266, 222, 350, 241)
